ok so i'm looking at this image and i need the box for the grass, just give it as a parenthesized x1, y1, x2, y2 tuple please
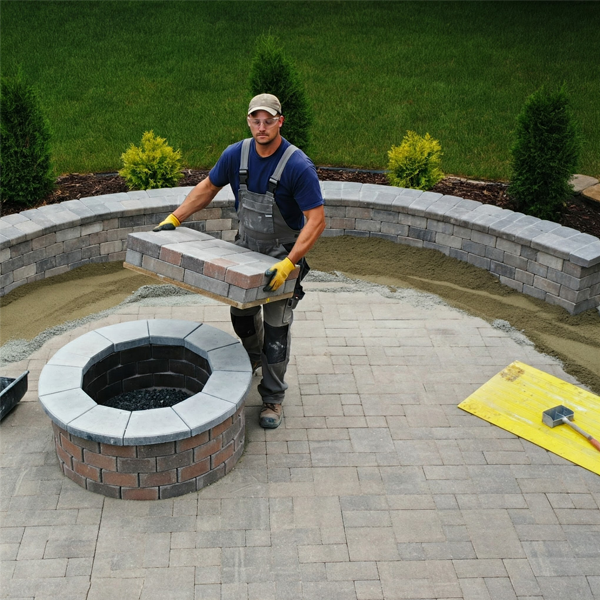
(2, 1, 599, 180)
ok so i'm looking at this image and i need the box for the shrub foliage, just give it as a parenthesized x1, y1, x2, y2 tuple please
(119, 131, 183, 190)
(387, 131, 444, 190)
(249, 34, 312, 152)
(0, 69, 54, 206)
(509, 85, 581, 221)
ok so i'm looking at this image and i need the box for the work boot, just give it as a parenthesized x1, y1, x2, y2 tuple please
(259, 403, 283, 429)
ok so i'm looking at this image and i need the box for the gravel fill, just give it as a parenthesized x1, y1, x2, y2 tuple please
(101, 387, 191, 411)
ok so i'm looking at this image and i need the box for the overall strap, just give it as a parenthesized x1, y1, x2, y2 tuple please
(267, 145, 298, 194)
(239, 138, 252, 186)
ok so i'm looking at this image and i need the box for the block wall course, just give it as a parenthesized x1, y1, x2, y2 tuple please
(2, 184, 599, 313)
(499, 276, 523, 292)
(427, 220, 454, 235)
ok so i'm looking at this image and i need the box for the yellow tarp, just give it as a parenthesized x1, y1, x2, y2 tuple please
(458, 361, 600, 476)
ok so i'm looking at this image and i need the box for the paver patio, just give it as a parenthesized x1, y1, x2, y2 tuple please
(1, 279, 599, 599)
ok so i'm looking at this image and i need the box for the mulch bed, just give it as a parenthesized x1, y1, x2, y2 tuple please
(2, 168, 599, 239)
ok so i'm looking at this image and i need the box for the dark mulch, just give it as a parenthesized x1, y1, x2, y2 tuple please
(2, 168, 599, 239)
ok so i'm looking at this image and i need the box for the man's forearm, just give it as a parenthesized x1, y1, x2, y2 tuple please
(287, 206, 326, 265)
(172, 177, 222, 223)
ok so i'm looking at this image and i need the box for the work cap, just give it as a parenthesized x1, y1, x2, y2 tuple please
(248, 93, 281, 116)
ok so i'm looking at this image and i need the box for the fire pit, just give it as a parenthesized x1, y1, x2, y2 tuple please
(38, 320, 251, 500)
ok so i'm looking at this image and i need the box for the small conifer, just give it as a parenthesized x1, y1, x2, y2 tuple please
(0, 69, 54, 207)
(249, 34, 312, 153)
(509, 85, 581, 221)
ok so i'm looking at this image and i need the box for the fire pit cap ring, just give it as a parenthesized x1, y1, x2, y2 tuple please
(38, 320, 251, 446)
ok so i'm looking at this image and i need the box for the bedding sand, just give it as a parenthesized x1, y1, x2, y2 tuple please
(1, 236, 599, 393)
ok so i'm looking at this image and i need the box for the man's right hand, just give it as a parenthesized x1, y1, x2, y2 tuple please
(153, 214, 181, 232)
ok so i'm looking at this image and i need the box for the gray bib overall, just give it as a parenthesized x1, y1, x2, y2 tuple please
(236, 137, 301, 254)
(230, 138, 307, 405)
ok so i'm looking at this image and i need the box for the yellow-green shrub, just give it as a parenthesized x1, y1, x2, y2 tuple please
(119, 131, 183, 190)
(387, 131, 444, 190)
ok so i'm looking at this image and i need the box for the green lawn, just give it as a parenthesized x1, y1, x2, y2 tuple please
(2, 1, 599, 180)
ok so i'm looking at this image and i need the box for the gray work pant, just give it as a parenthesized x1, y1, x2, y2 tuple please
(230, 298, 294, 405)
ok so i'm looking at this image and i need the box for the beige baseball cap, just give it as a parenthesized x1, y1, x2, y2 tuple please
(248, 93, 281, 116)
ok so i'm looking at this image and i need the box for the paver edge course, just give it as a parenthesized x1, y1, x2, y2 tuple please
(1, 183, 599, 314)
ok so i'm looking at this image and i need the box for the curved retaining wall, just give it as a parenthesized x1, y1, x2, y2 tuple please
(1, 182, 599, 314)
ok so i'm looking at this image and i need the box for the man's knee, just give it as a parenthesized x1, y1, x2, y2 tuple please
(230, 306, 261, 338)
(263, 322, 289, 364)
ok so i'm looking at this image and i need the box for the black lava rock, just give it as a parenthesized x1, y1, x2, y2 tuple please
(103, 388, 191, 411)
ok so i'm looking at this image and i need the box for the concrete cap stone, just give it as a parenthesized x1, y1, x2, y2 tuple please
(148, 319, 202, 345)
(184, 325, 239, 357)
(531, 233, 594, 260)
(147, 187, 190, 197)
(14, 220, 45, 240)
(408, 193, 442, 216)
(67, 404, 130, 445)
(201, 370, 252, 409)
(38, 365, 84, 397)
(173, 392, 238, 436)
(51, 331, 114, 362)
(38, 388, 96, 430)
(59, 200, 97, 223)
(399, 188, 425, 199)
(426, 196, 463, 217)
(569, 241, 600, 267)
(127, 190, 150, 200)
(18, 209, 58, 232)
(123, 407, 191, 445)
(1, 214, 29, 225)
(95, 320, 150, 351)
(46, 350, 95, 370)
(207, 344, 251, 372)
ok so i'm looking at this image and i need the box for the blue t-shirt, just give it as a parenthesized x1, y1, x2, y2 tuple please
(209, 137, 323, 231)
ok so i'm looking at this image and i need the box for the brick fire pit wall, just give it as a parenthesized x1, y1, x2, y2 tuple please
(38, 320, 252, 500)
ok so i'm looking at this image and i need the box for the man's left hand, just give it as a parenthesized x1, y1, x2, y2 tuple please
(264, 257, 295, 292)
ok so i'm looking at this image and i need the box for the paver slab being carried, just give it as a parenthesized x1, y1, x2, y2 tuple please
(123, 228, 299, 308)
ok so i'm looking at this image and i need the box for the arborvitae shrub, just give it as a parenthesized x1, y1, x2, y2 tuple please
(119, 131, 183, 190)
(509, 85, 581, 221)
(0, 69, 54, 207)
(249, 34, 312, 152)
(387, 131, 444, 190)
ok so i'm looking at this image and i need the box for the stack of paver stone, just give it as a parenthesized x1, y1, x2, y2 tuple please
(124, 228, 299, 308)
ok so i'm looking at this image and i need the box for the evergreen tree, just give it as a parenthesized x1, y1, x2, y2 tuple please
(509, 85, 581, 221)
(0, 68, 54, 207)
(249, 34, 312, 153)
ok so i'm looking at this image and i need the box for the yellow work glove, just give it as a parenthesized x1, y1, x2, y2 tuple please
(263, 257, 295, 292)
(153, 213, 181, 232)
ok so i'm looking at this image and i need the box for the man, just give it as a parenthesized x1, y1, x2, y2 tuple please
(153, 93, 325, 429)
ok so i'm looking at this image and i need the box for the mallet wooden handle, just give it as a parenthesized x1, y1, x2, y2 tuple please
(562, 417, 600, 452)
